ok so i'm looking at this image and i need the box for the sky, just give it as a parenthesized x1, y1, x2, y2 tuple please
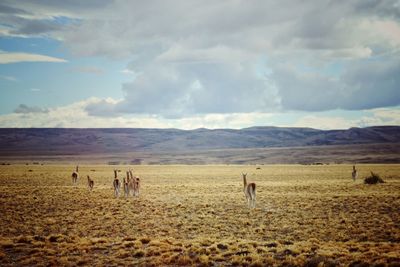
(0, 0, 399, 129)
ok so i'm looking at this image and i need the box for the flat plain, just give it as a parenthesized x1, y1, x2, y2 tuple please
(0, 164, 399, 266)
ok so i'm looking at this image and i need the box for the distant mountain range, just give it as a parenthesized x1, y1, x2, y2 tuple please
(0, 126, 399, 157)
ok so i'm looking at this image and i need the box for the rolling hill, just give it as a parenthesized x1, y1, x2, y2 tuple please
(0, 126, 399, 164)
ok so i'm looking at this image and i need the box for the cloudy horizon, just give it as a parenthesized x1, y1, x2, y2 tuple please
(0, 0, 399, 130)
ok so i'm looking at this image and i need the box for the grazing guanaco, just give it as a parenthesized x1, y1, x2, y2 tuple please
(128, 169, 140, 197)
(113, 169, 121, 197)
(72, 165, 79, 186)
(123, 171, 130, 197)
(134, 176, 141, 197)
(87, 175, 94, 191)
(242, 173, 256, 209)
(352, 165, 358, 181)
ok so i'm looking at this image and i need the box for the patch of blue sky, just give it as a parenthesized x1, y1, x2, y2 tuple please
(0, 36, 133, 114)
(0, 36, 64, 57)
(52, 16, 81, 26)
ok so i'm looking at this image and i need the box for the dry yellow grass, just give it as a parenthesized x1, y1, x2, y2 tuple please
(0, 164, 399, 266)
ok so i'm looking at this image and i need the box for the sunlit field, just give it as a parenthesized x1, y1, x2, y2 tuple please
(0, 164, 399, 266)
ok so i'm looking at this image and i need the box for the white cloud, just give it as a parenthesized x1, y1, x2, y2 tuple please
(272, 58, 400, 111)
(14, 104, 48, 114)
(86, 61, 280, 118)
(1, 98, 398, 129)
(291, 115, 358, 130)
(1, 1, 400, 120)
(359, 108, 400, 127)
(0, 98, 274, 129)
(0, 52, 67, 64)
(58, 0, 400, 117)
(290, 108, 400, 130)
(358, 19, 400, 50)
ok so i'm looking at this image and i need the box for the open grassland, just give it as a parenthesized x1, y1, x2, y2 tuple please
(0, 164, 399, 266)
(2, 143, 400, 165)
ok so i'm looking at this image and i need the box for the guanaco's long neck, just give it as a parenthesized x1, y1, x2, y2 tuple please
(243, 176, 247, 189)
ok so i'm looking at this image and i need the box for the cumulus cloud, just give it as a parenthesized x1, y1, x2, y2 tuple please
(1, 98, 275, 129)
(290, 108, 400, 130)
(86, 60, 279, 118)
(272, 58, 400, 111)
(292, 115, 358, 130)
(85, 98, 120, 117)
(2, 99, 399, 129)
(4, 98, 130, 128)
(61, 0, 400, 117)
(359, 108, 400, 127)
(2, 0, 400, 119)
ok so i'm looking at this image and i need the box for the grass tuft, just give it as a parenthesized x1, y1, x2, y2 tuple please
(364, 172, 385, 184)
(133, 249, 145, 258)
(140, 237, 151, 244)
(217, 243, 228, 250)
(16, 236, 32, 244)
(48, 235, 59, 242)
(0, 240, 13, 249)
(175, 254, 192, 265)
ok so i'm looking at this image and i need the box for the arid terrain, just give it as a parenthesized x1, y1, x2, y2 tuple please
(0, 164, 399, 266)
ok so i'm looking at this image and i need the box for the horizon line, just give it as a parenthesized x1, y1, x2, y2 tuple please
(0, 125, 398, 131)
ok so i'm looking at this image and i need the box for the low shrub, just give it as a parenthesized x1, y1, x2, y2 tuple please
(364, 172, 384, 184)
